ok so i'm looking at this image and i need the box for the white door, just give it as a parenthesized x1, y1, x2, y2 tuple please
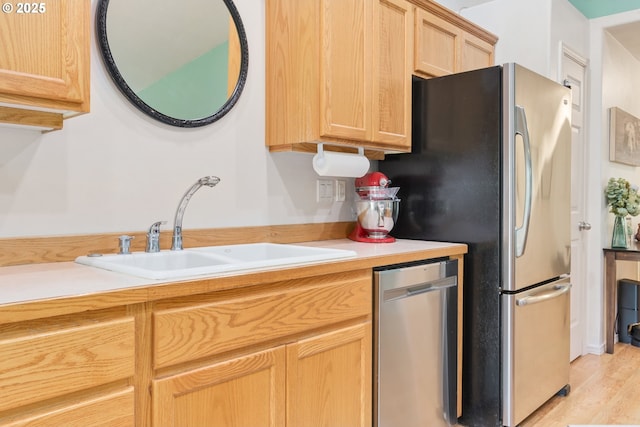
(561, 45, 589, 361)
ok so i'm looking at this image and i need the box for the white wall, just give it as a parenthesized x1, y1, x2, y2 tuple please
(464, 1, 550, 74)
(585, 10, 640, 352)
(0, 0, 355, 238)
(601, 33, 640, 181)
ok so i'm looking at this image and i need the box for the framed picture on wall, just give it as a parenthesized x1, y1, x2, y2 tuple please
(610, 106, 640, 166)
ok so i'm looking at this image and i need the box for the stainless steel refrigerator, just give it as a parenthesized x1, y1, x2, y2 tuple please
(379, 63, 572, 427)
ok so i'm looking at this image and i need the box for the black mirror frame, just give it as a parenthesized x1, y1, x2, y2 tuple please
(95, 0, 249, 128)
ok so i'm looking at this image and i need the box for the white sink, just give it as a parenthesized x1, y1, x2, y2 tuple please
(75, 243, 356, 280)
(190, 243, 351, 264)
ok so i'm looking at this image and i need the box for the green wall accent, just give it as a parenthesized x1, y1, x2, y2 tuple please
(137, 42, 230, 121)
(569, 0, 640, 19)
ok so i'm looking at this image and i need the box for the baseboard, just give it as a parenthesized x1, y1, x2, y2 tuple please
(584, 342, 606, 355)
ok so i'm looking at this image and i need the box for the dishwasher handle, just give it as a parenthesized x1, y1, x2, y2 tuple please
(384, 276, 457, 302)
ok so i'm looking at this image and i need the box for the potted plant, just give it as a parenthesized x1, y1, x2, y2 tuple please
(605, 177, 640, 248)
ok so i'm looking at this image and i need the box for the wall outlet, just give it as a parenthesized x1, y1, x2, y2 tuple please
(316, 179, 334, 202)
(335, 180, 346, 202)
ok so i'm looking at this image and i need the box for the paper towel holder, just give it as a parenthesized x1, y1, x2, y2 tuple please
(315, 143, 365, 159)
(313, 143, 370, 178)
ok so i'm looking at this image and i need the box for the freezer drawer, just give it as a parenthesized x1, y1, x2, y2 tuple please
(502, 277, 571, 426)
(374, 259, 458, 427)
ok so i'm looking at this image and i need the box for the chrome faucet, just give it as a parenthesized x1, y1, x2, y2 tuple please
(171, 176, 221, 251)
(146, 221, 166, 253)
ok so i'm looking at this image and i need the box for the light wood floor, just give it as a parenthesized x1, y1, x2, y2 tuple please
(519, 343, 640, 426)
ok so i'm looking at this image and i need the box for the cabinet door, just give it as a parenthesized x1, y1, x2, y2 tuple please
(152, 347, 286, 427)
(372, 0, 412, 150)
(0, 0, 89, 112)
(413, 8, 460, 78)
(320, 0, 372, 141)
(460, 31, 495, 72)
(286, 322, 372, 427)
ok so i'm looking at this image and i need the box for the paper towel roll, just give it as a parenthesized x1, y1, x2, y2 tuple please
(312, 150, 370, 178)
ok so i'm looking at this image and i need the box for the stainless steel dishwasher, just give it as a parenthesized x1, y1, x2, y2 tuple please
(374, 258, 458, 427)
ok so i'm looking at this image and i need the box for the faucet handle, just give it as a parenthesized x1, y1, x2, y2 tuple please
(148, 220, 166, 234)
(146, 221, 166, 253)
(118, 235, 134, 255)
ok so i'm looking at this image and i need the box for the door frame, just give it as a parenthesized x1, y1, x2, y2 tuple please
(559, 42, 589, 359)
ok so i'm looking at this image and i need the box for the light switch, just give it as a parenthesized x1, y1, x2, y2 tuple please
(335, 180, 346, 202)
(316, 179, 334, 202)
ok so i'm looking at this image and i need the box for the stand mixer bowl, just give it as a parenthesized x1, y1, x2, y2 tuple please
(355, 199, 400, 239)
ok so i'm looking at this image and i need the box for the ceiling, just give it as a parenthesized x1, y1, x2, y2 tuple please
(568, 0, 640, 19)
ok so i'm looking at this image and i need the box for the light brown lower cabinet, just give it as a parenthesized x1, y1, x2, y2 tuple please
(287, 322, 372, 427)
(153, 346, 287, 426)
(0, 250, 467, 426)
(152, 321, 371, 427)
(150, 270, 372, 427)
(0, 309, 135, 426)
(0, 270, 372, 427)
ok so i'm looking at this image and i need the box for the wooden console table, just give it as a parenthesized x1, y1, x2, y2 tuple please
(603, 243, 640, 354)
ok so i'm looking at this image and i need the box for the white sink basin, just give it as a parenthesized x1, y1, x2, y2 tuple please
(75, 243, 356, 280)
(190, 243, 350, 263)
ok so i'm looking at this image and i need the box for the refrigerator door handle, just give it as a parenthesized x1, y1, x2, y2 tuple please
(516, 283, 572, 306)
(514, 105, 533, 257)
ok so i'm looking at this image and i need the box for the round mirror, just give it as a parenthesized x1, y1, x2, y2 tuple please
(96, 0, 249, 128)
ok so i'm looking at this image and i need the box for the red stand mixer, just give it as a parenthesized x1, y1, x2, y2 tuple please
(348, 172, 400, 243)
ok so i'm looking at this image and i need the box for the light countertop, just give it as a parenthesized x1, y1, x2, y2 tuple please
(0, 239, 467, 323)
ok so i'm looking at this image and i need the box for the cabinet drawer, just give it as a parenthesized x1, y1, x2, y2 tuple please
(153, 270, 372, 368)
(0, 317, 135, 413)
(2, 387, 134, 427)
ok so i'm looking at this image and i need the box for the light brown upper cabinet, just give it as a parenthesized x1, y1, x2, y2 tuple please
(413, 1, 497, 79)
(266, 0, 414, 153)
(0, 0, 90, 131)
